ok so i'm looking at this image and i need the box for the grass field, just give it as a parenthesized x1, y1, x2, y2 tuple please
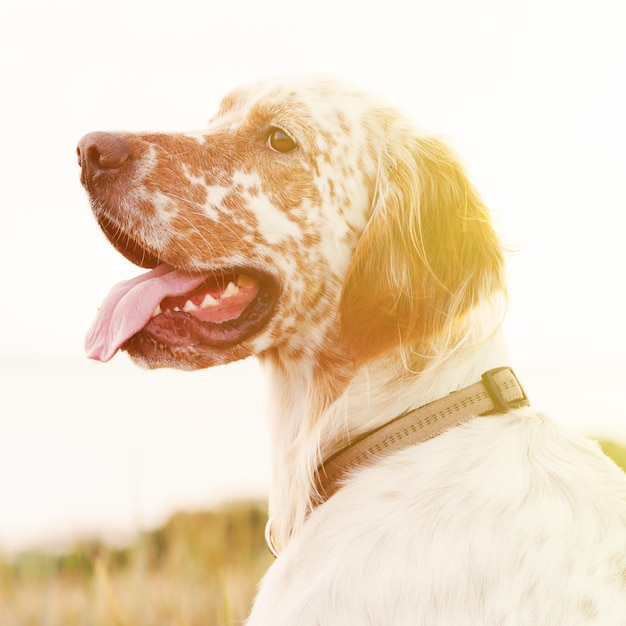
(1, 440, 624, 625)
(0, 502, 273, 625)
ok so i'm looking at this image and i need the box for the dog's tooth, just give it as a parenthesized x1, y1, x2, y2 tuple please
(223, 281, 239, 298)
(200, 293, 218, 308)
(173, 306, 181, 312)
(183, 299, 198, 312)
(237, 274, 258, 289)
(151, 304, 162, 318)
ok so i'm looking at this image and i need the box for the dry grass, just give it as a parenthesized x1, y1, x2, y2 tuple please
(0, 502, 273, 626)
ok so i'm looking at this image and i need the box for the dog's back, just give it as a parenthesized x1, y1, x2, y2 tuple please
(250, 411, 626, 625)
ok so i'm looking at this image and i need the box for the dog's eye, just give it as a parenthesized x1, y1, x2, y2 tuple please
(267, 127, 297, 153)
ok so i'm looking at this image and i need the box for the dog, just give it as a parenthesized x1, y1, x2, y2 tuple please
(78, 77, 626, 624)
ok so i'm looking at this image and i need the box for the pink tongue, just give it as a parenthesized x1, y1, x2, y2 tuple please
(85, 264, 207, 362)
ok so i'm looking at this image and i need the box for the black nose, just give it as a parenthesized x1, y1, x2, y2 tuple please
(77, 132, 131, 178)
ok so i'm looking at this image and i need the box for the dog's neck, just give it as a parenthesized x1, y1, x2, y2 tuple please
(260, 324, 511, 551)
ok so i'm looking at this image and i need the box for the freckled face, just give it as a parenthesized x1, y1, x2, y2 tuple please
(79, 79, 381, 369)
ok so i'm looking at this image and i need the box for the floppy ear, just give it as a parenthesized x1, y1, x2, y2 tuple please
(339, 126, 505, 364)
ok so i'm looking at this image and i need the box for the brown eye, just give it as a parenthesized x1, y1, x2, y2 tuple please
(268, 127, 297, 153)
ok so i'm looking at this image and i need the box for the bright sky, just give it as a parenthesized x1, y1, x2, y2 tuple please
(1, 0, 625, 552)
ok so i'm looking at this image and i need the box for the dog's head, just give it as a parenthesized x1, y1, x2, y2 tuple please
(78, 77, 504, 371)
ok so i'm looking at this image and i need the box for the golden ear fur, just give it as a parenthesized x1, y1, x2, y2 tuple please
(339, 124, 505, 364)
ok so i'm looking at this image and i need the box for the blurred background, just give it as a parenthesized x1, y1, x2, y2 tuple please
(1, 0, 625, 559)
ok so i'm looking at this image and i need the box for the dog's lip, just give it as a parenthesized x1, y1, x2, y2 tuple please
(96, 212, 161, 268)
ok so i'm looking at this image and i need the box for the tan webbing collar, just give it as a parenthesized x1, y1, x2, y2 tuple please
(265, 367, 528, 557)
(314, 367, 529, 504)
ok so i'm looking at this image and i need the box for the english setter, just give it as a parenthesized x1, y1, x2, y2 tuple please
(77, 77, 626, 625)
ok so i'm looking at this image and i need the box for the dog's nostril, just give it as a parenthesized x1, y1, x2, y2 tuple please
(77, 132, 131, 172)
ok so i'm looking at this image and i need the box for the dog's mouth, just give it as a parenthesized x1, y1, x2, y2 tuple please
(85, 220, 278, 362)
(86, 263, 278, 362)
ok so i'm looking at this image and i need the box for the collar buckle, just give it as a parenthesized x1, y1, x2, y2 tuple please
(481, 367, 529, 413)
